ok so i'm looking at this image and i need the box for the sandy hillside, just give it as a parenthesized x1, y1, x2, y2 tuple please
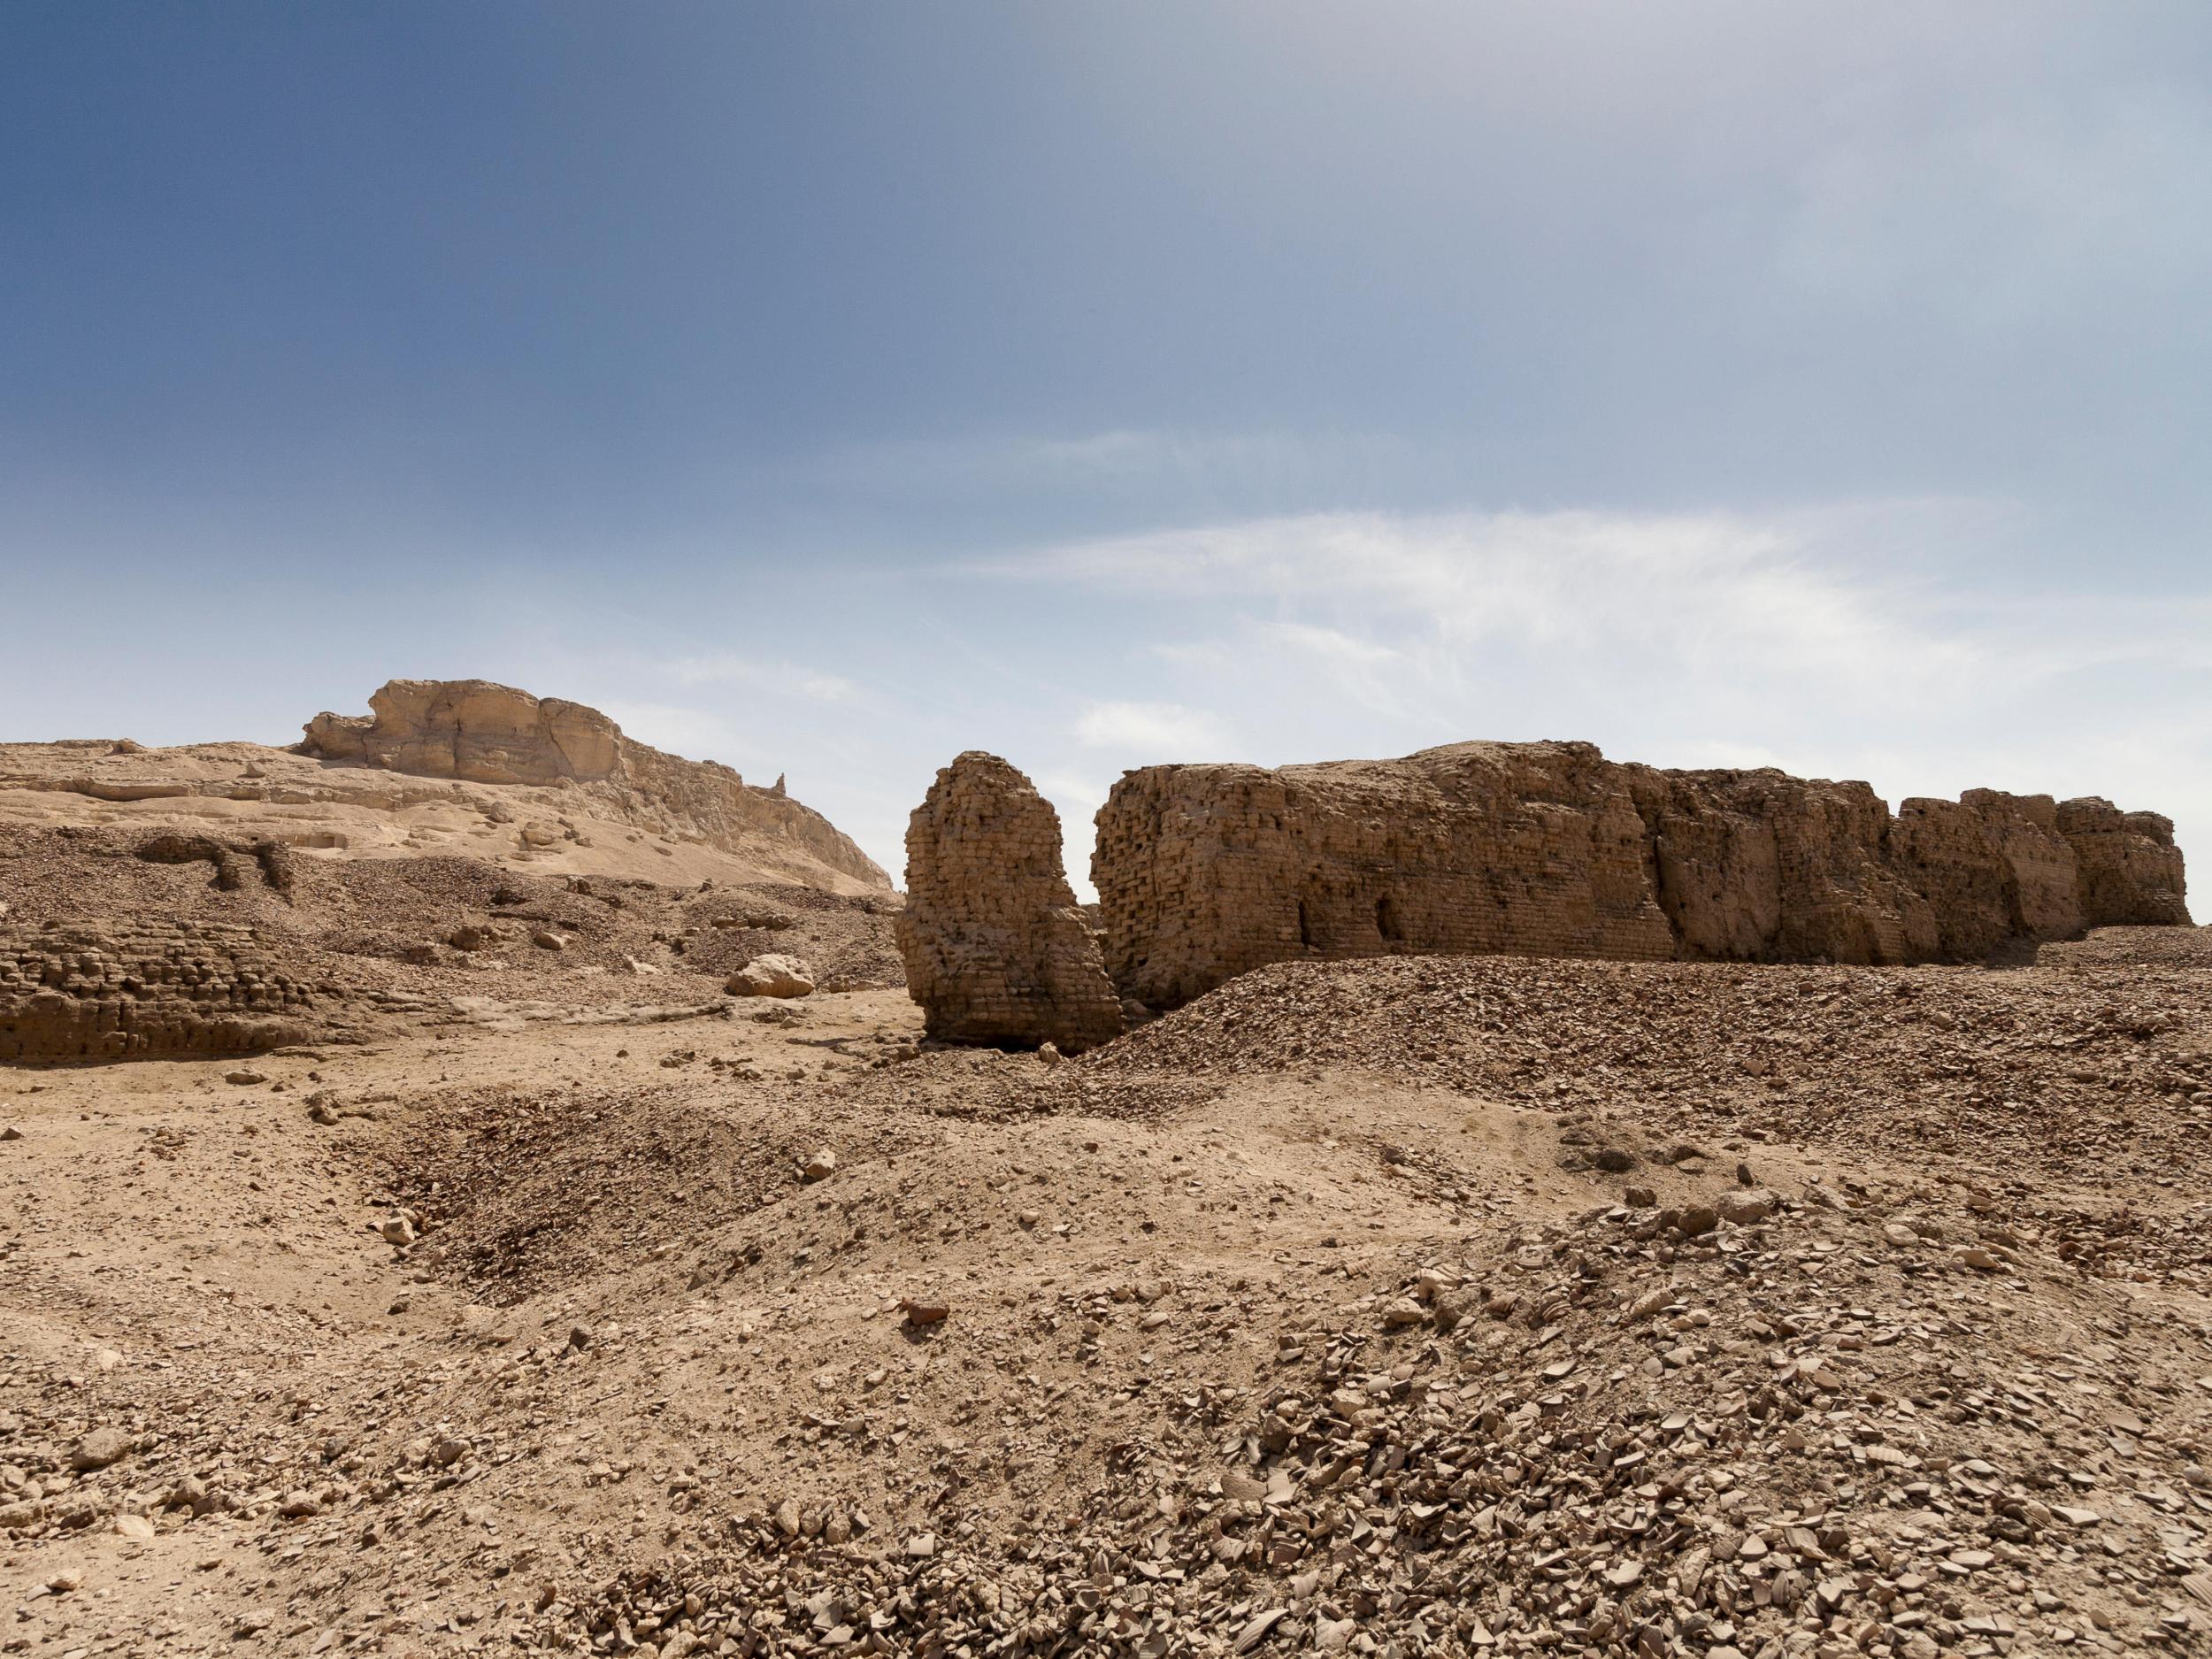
(0, 677, 890, 898)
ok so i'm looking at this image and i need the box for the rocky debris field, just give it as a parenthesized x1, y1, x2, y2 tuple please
(0, 826, 906, 1057)
(1096, 936, 2212, 1187)
(4, 928, 2210, 1657)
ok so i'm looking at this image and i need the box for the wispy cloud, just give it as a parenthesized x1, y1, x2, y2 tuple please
(1002, 505, 2003, 710)
(670, 652, 863, 703)
(1073, 699, 1231, 756)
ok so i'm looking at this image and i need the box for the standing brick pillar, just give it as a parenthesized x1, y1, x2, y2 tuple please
(895, 752, 1125, 1052)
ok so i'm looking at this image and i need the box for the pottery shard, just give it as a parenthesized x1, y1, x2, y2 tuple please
(727, 954, 815, 998)
(895, 753, 1124, 1054)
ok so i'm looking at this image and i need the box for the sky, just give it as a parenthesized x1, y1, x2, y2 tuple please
(4, 2, 2209, 897)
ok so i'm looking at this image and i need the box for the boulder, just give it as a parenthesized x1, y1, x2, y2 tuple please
(728, 954, 815, 998)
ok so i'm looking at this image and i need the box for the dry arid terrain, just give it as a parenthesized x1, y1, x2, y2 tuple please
(5, 693, 2212, 1659)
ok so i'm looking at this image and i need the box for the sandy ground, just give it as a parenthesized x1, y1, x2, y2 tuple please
(7, 922, 2212, 1657)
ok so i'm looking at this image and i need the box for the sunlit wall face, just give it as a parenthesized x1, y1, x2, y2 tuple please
(4, 2, 2208, 894)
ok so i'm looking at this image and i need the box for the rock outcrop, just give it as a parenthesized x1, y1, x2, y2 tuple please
(300, 680, 887, 889)
(0, 920, 315, 1061)
(1089, 741, 2191, 1010)
(895, 754, 1123, 1052)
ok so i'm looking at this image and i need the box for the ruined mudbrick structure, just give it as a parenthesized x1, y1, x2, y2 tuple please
(894, 753, 1124, 1052)
(1094, 742, 2188, 1009)
(899, 740, 2192, 1038)
(0, 920, 316, 1061)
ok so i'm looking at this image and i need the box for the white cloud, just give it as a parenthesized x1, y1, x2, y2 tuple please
(987, 504, 2212, 901)
(1073, 700, 1231, 756)
(1008, 506, 2005, 711)
(669, 652, 862, 704)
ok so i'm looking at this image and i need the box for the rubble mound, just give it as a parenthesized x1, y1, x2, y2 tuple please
(1094, 934, 2212, 1179)
(4, 922, 2208, 1654)
(895, 751, 1124, 1052)
(1093, 741, 2189, 1008)
(580, 1182, 2208, 1659)
(0, 821, 903, 1060)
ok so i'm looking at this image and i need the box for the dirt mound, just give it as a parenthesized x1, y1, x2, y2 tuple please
(1092, 936, 2212, 1179)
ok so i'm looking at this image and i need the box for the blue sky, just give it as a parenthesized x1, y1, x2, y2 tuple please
(5, 3, 2209, 894)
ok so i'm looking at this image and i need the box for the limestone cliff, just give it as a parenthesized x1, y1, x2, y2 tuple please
(300, 680, 887, 889)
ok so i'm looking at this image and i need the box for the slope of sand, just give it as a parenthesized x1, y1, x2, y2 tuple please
(5, 914, 2212, 1655)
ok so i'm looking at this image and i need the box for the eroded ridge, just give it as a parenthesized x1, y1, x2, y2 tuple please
(302, 678, 888, 888)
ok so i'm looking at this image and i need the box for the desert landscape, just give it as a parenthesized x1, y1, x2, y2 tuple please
(3, 680, 2208, 1659)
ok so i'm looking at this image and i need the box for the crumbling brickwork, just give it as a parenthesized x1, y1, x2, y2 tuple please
(0, 921, 316, 1061)
(1092, 743, 1676, 1010)
(2057, 797, 2191, 926)
(1092, 742, 2191, 1010)
(895, 753, 1123, 1052)
(1627, 766, 1936, 967)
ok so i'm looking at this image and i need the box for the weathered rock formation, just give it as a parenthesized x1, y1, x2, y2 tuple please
(300, 680, 887, 888)
(0, 921, 315, 1061)
(1088, 741, 2191, 1010)
(895, 754, 1123, 1052)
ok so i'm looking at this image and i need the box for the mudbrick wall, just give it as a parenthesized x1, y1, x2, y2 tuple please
(1091, 741, 2191, 1010)
(0, 920, 317, 1061)
(895, 753, 1125, 1053)
(302, 679, 888, 887)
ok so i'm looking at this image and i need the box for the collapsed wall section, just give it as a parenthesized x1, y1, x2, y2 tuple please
(0, 920, 316, 1061)
(895, 753, 1124, 1053)
(1094, 742, 2191, 1010)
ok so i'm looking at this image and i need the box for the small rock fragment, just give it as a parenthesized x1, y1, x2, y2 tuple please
(70, 1427, 131, 1471)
